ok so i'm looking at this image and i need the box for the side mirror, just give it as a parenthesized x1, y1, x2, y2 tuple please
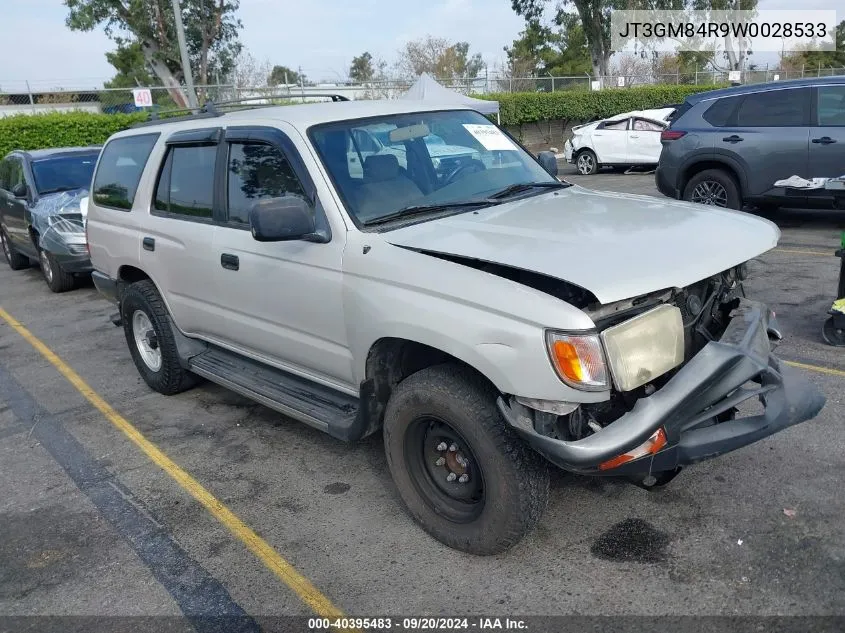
(249, 195, 318, 242)
(11, 183, 28, 199)
(537, 151, 559, 178)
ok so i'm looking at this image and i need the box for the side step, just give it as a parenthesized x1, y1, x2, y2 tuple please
(189, 346, 364, 441)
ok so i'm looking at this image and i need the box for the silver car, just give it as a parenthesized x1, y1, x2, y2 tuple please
(86, 100, 825, 555)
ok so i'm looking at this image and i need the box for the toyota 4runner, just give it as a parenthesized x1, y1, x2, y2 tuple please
(86, 99, 825, 555)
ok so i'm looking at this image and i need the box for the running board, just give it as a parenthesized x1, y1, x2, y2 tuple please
(189, 347, 363, 441)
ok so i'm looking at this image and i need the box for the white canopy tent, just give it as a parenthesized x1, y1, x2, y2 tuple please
(400, 73, 500, 123)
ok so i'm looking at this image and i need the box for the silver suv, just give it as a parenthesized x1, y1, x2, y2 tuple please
(87, 99, 825, 555)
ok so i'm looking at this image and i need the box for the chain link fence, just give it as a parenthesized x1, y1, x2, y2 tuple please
(1, 65, 843, 116)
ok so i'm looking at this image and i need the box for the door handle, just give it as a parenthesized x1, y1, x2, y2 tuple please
(220, 253, 239, 271)
(722, 135, 744, 143)
(142, 237, 155, 251)
(812, 136, 836, 145)
(629, 134, 639, 138)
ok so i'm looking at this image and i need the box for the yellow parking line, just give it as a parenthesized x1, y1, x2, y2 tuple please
(0, 306, 352, 625)
(773, 247, 831, 257)
(785, 359, 845, 378)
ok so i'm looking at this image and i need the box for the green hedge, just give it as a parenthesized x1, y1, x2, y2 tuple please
(481, 84, 726, 126)
(0, 111, 147, 157)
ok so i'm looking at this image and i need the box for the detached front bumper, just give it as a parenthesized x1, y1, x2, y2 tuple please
(498, 299, 825, 479)
(563, 140, 574, 163)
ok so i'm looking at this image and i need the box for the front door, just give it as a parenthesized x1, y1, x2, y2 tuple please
(808, 84, 845, 179)
(211, 126, 353, 389)
(0, 156, 33, 255)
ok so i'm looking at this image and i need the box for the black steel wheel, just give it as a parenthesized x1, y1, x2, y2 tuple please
(822, 316, 845, 347)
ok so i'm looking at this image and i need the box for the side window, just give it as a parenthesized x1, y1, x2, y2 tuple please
(0, 158, 23, 192)
(735, 88, 810, 127)
(153, 145, 216, 219)
(0, 159, 9, 191)
(92, 134, 159, 210)
(817, 86, 845, 126)
(703, 96, 742, 126)
(599, 119, 628, 131)
(633, 119, 664, 132)
(226, 142, 305, 225)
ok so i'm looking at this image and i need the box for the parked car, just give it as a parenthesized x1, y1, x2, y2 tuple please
(0, 147, 100, 292)
(657, 76, 845, 210)
(564, 107, 675, 174)
(86, 100, 824, 555)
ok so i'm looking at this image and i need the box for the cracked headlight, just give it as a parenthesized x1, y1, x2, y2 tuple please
(600, 304, 684, 392)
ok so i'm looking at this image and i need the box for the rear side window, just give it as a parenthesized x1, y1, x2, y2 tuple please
(817, 85, 845, 126)
(226, 142, 305, 225)
(154, 145, 216, 219)
(92, 134, 158, 210)
(734, 88, 810, 127)
(702, 96, 742, 127)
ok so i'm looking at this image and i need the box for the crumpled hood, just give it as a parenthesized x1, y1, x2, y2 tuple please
(31, 189, 89, 252)
(384, 185, 780, 305)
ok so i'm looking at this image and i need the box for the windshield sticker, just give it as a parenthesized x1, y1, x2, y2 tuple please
(462, 124, 517, 151)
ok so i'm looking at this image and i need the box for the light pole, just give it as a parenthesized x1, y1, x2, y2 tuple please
(171, 0, 199, 108)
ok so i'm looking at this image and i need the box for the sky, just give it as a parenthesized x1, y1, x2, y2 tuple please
(0, 0, 839, 91)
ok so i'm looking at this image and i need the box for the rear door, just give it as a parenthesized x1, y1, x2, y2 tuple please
(716, 87, 812, 197)
(0, 156, 34, 254)
(808, 84, 845, 179)
(627, 118, 665, 164)
(590, 119, 629, 163)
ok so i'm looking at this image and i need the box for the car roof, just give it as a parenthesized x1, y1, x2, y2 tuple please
(686, 75, 845, 104)
(12, 146, 101, 161)
(110, 100, 479, 140)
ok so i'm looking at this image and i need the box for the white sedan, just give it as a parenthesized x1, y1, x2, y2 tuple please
(564, 107, 675, 175)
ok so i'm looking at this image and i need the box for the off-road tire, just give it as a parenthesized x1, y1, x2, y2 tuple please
(40, 249, 76, 293)
(683, 169, 742, 210)
(383, 363, 550, 555)
(1, 228, 30, 270)
(121, 280, 199, 395)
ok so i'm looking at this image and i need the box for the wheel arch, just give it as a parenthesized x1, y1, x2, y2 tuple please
(680, 158, 745, 199)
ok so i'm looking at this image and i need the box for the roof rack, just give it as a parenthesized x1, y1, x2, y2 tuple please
(129, 93, 351, 129)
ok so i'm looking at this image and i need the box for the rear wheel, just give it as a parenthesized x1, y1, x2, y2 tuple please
(576, 150, 598, 175)
(1, 228, 30, 270)
(822, 317, 845, 347)
(383, 364, 549, 555)
(122, 280, 199, 395)
(683, 169, 741, 210)
(39, 249, 76, 293)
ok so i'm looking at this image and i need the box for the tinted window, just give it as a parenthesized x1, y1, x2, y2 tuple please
(93, 134, 158, 210)
(0, 158, 23, 192)
(154, 145, 215, 219)
(735, 88, 810, 127)
(703, 95, 742, 126)
(600, 119, 628, 130)
(31, 153, 98, 195)
(226, 143, 304, 225)
(818, 86, 845, 126)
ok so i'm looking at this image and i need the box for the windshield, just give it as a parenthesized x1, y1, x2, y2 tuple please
(31, 153, 99, 195)
(309, 110, 558, 225)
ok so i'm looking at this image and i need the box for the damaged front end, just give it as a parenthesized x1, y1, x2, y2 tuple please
(498, 272, 826, 487)
(31, 190, 91, 272)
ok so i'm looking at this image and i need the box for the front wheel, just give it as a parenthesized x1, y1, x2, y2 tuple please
(822, 316, 845, 347)
(383, 364, 549, 555)
(39, 249, 76, 293)
(683, 169, 741, 210)
(575, 150, 598, 175)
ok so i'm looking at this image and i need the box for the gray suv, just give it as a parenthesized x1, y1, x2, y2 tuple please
(656, 77, 845, 210)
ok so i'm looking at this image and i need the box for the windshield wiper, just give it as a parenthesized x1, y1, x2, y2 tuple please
(487, 181, 569, 200)
(362, 201, 493, 227)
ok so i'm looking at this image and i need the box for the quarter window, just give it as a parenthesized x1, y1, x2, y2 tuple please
(226, 142, 305, 225)
(154, 145, 216, 219)
(817, 86, 845, 126)
(92, 134, 158, 210)
(703, 95, 742, 127)
(734, 88, 810, 127)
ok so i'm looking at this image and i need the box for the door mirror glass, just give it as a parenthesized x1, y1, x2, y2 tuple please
(11, 183, 28, 199)
(536, 151, 559, 178)
(249, 195, 317, 242)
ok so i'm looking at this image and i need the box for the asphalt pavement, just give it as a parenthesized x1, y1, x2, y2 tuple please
(1, 167, 844, 629)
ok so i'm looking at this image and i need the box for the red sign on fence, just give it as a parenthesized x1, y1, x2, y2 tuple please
(132, 89, 153, 107)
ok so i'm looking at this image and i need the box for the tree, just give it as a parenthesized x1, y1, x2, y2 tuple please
(65, 0, 242, 106)
(103, 41, 157, 88)
(505, 12, 590, 77)
(349, 52, 374, 82)
(267, 65, 304, 87)
(397, 36, 485, 81)
(782, 20, 845, 71)
(230, 48, 273, 90)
